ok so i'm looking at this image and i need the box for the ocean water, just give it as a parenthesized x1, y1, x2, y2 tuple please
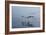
(12, 17, 40, 28)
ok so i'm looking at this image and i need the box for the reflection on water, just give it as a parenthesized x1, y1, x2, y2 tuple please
(12, 16, 40, 28)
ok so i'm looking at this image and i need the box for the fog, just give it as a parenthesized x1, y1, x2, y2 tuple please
(12, 6, 40, 28)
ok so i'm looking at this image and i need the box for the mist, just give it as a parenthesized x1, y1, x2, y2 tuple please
(12, 6, 40, 28)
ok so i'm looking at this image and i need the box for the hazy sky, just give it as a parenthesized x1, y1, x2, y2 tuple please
(12, 6, 40, 18)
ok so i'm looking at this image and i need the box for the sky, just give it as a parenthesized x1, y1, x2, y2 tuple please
(12, 6, 40, 28)
(12, 6, 40, 18)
